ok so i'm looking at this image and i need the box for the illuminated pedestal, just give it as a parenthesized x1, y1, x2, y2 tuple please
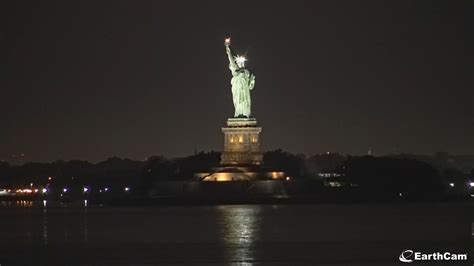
(220, 118, 263, 165)
(196, 118, 285, 182)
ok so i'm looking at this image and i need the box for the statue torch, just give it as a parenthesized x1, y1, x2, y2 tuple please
(225, 37, 231, 47)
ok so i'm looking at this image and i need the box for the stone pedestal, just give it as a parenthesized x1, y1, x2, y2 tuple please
(220, 118, 263, 165)
(194, 118, 286, 181)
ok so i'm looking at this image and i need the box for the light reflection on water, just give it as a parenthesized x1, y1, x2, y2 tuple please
(0, 200, 90, 208)
(0, 200, 469, 264)
(0, 200, 92, 246)
(0, 201, 263, 244)
(216, 205, 262, 263)
(217, 205, 261, 244)
(43, 202, 48, 245)
(0, 201, 264, 263)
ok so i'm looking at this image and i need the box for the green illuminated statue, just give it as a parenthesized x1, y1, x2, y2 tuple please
(225, 38, 255, 117)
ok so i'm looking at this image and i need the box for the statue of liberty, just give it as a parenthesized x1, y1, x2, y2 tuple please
(225, 38, 255, 117)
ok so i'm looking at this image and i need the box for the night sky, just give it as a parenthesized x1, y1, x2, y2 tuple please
(1, 1, 472, 162)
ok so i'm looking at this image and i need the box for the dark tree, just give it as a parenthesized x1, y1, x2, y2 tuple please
(173, 151, 221, 180)
(264, 149, 306, 178)
(343, 156, 445, 199)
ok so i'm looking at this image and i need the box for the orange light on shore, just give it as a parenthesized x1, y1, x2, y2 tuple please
(16, 189, 33, 193)
(216, 177, 232, 182)
(215, 173, 233, 182)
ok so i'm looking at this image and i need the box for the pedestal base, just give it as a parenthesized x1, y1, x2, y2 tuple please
(220, 118, 263, 165)
(195, 117, 286, 182)
(220, 152, 263, 166)
(196, 166, 285, 181)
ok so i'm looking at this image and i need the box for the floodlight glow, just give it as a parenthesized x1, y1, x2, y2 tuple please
(104, 187, 109, 192)
(42, 188, 47, 194)
(124, 187, 130, 192)
(470, 182, 474, 187)
(449, 183, 455, 187)
(63, 188, 68, 193)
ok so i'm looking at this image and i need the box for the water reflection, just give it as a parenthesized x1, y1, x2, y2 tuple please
(83, 200, 88, 242)
(16, 200, 33, 207)
(216, 205, 262, 263)
(0, 200, 91, 246)
(43, 201, 48, 244)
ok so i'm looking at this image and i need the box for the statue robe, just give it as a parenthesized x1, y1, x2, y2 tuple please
(229, 64, 255, 117)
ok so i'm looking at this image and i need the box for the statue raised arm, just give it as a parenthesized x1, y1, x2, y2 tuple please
(226, 46, 238, 75)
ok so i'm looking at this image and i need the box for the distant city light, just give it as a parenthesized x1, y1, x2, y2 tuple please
(449, 183, 455, 187)
(30, 183, 33, 187)
(399, 192, 403, 197)
(104, 187, 109, 192)
(124, 187, 130, 192)
(16, 189, 33, 193)
(285, 176, 291, 181)
(48, 177, 52, 181)
(84, 199, 88, 207)
(99, 189, 103, 193)
(470, 182, 474, 187)
(83, 187, 89, 193)
(63, 188, 68, 193)
(43, 200, 47, 207)
(42, 188, 48, 194)
(34, 189, 38, 193)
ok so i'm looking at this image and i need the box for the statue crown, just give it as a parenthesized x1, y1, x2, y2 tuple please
(235, 55, 247, 67)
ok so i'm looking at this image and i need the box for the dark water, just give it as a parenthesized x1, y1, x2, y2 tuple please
(0, 201, 472, 265)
